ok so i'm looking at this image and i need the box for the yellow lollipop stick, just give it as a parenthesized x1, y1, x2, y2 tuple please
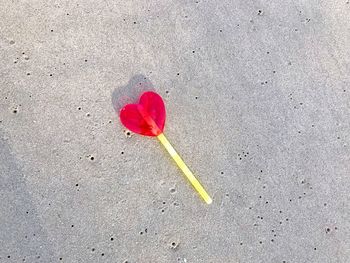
(157, 133, 212, 204)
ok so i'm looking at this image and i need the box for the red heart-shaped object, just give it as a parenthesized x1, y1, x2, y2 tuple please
(119, 91, 166, 136)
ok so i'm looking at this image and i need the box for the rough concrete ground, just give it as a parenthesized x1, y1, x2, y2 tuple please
(0, 0, 350, 262)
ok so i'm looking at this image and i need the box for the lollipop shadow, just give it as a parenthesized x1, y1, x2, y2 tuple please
(111, 74, 156, 113)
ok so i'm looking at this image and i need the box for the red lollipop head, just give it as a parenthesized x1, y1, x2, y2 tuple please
(119, 91, 166, 136)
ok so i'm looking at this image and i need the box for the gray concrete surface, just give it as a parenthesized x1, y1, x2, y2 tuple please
(1, 0, 350, 262)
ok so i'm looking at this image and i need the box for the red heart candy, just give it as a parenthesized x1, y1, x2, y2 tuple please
(119, 91, 166, 136)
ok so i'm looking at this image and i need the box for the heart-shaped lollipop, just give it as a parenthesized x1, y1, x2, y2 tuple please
(119, 91, 212, 204)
